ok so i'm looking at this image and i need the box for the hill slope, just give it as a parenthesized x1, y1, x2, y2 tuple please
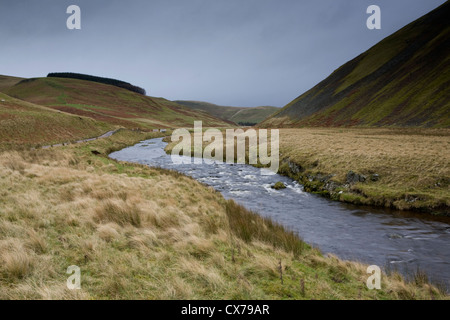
(0, 91, 111, 149)
(174, 100, 278, 125)
(5, 77, 231, 129)
(0, 75, 24, 92)
(260, 2, 450, 128)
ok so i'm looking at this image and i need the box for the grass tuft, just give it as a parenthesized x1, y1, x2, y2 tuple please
(0, 243, 35, 280)
(225, 200, 306, 258)
(95, 200, 142, 227)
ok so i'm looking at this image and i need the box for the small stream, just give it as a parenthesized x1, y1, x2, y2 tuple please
(110, 137, 450, 289)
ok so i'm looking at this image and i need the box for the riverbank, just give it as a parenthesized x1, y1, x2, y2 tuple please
(164, 128, 449, 216)
(0, 129, 447, 299)
(277, 128, 449, 216)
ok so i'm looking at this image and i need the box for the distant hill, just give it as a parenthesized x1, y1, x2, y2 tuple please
(4, 77, 231, 129)
(0, 75, 24, 92)
(260, 2, 450, 128)
(174, 100, 279, 126)
(47, 72, 146, 95)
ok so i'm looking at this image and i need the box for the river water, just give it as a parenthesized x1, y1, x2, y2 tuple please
(110, 137, 450, 288)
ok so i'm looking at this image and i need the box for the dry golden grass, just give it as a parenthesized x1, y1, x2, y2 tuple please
(277, 128, 450, 213)
(1, 241, 35, 280)
(0, 130, 447, 299)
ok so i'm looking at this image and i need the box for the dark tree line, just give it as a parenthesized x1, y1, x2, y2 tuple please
(237, 122, 257, 126)
(47, 72, 146, 95)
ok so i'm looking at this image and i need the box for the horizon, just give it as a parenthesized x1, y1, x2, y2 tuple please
(1, 0, 446, 107)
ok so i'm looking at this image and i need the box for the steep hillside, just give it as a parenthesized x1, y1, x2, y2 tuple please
(260, 2, 450, 128)
(0, 92, 111, 149)
(174, 100, 278, 125)
(5, 77, 231, 129)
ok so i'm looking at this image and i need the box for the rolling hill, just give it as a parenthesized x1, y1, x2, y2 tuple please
(4, 77, 231, 129)
(0, 91, 111, 149)
(0, 75, 24, 92)
(174, 100, 279, 125)
(259, 2, 450, 128)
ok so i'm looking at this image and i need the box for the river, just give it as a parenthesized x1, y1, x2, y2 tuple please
(109, 137, 450, 289)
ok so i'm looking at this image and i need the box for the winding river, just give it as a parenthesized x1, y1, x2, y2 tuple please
(110, 137, 450, 289)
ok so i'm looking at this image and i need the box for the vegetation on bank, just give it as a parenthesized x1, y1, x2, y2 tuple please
(0, 130, 446, 299)
(277, 128, 449, 216)
(164, 127, 449, 216)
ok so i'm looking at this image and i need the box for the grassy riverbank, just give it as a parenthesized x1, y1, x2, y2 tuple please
(0, 129, 447, 299)
(165, 127, 450, 216)
(277, 128, 449, 216)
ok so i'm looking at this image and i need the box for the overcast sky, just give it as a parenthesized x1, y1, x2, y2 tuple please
(0, 0, 446, 107)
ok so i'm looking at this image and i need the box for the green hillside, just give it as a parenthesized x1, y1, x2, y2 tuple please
(174, 100, 279, 125)
(5, 77, 231, 129)
(260, 2, 450, 128)
(0, 91, 111, 150)
(0, 75, 24, 92)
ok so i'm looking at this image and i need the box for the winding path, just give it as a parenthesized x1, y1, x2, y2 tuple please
(41, 129, 120, 149)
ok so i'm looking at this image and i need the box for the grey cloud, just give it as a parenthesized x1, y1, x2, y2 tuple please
(0, 0, 446, 107)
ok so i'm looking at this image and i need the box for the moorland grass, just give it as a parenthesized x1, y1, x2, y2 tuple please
(0, 129, 447, 299)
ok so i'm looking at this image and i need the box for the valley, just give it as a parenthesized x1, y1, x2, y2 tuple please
(0, 1, 449, 301)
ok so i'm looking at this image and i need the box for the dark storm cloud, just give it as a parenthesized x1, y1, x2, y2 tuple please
(0, 0, 446, 107)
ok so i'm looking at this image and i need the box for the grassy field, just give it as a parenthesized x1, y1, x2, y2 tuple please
(165, 127, 449, 215)
(0, 130, 446, 299)
(4, 77, 231, 129)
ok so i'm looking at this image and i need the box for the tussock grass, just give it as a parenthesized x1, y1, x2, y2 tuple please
(225, 200, 306, 258)
(0, 242, 35, 280)
(25, 230, 48, 254)
(95, 200, 142, 227)
(0, 129, 447, 299)
(96, 224, 120, 242)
